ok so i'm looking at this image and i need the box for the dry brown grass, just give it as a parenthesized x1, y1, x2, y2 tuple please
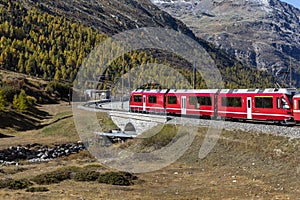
(1, 104, 300, 199)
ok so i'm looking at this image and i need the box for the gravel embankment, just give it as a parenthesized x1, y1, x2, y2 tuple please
(81, 101, 300, 139)
(169, 117, 300, 139)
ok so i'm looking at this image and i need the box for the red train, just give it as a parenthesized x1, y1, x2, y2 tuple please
(293, 94, 300, 123)
(130, 88, 300, 125)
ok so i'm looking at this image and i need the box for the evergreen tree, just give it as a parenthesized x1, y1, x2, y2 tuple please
(13, 90, 29, 112)
(12, 94, 18, 110)
(0, 90, 5, 111)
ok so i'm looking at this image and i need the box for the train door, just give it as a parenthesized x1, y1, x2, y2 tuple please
(181, 96, 187, 115)
(143, 95, 146, 112)
(247, 97, 252, 119)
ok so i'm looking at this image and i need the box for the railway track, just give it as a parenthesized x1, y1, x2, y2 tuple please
(80, 101, 300, 139)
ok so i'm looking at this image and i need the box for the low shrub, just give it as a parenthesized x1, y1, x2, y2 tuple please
(119, 171, 138, 181)
(0, 179, 9, 189)
(45, 81, 70, 99)
(31, 166, 137, 187)
(0, 179, 33, 190)
(26, 186, 49, 192)
(32, 167, 76, 185)
(97, 171, 135, 186)
(74, 170, 101, 182)
(4, 179, 33, 190)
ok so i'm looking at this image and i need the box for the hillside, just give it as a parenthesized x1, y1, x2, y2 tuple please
(152, 0, 300, 87)
(0, 0, 277, 91)
(0, 104, 300, 199)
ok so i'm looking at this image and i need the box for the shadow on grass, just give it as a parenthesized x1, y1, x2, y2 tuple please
(0, 133, 14, 138)
(26, 106, 52, 121)
(0, 106, 52, 131)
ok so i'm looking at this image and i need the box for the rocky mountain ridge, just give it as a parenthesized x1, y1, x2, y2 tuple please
(0, 0, 275, 89)
(16, 0, 275, 88)
(152, 0, 300, 86)
(25, 0, 194, 36)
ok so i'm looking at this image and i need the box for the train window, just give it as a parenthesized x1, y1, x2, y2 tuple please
(298, 100, 300, 110)
(255, 97, 273, 108)
(148, 96, 157, 104)
(221, 97, 242, 107)
(276, 97, 290, 109)
(189, 96, 197, 105)
(287, 95, 293, 106)
(168, 96, 177, 104)
(189, 96, 212, 107)
(276, 97, 281, 109)
(133, 95, 142, 102)
(281, 98, 290, 109)
(200, 96, 212, 106)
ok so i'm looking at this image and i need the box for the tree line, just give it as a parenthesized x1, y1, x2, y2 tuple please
(0, 0, 105, 81)
(0, 0, 277, 112)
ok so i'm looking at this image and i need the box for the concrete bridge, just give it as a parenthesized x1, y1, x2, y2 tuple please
(109, 111, 170, 136)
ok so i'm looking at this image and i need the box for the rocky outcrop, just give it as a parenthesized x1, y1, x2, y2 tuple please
(26, 0, 195, 37)
(152, 0, 300, 86)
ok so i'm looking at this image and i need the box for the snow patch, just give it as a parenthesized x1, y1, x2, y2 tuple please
(152, 0, 273, 13)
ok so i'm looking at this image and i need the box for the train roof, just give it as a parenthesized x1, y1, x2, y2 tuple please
(168, 89, 219, 93)
(219, 88, 298, 95)
(131, 88, 299, 95)
(132, 89, 169, 94)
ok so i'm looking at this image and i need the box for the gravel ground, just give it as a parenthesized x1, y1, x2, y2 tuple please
(169, 117, 300, 139)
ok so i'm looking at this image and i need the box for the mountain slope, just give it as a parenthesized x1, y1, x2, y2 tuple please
(27, 0, 194, 36)
(0, 0, 275, 89)
(152, 0, 300, 86)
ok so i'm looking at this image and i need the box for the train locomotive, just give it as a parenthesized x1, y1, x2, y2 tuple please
(130, 88, 300, 125)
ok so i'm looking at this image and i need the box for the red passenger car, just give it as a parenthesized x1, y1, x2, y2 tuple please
(217, 88, 296, 123)
(129, 88, 298, 125)
(293, 94, 300, 122)
(129, 89, 168, 113)
(165, 89, 218, 117)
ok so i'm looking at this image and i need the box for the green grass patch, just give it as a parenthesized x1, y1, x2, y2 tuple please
(96, 112, 118, 132)
(83, 164, 106, 170)
(50, 111, 72, 123)
(40, 112, 77, 139)
(140, 124, 178, 150)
